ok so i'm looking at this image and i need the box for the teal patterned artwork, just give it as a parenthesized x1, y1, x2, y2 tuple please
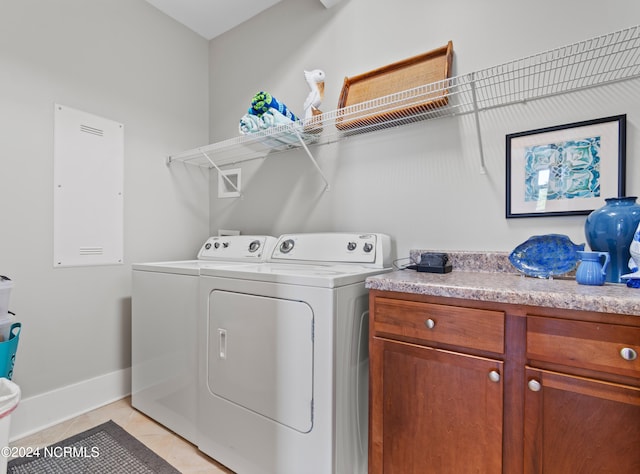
(506, 115, 625, 218)
(524, 137, 601, 202)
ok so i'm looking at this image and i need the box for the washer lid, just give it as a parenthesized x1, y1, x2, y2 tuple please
(132, 260, 254, 275)
(132, 235, 277, 275)
(199, 262, 391, 288)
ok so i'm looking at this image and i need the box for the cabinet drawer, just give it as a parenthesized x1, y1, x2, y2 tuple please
(527, 316, 640, 379)
(372, 298, 505, 353)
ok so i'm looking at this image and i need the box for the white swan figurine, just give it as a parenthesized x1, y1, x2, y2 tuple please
(303, 69, 325, 123)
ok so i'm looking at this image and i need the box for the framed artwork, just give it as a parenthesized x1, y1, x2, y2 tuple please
(506, 114, 626, 218)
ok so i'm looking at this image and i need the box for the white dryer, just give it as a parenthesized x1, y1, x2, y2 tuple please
(131, 235, 276, 444)
(198, 233, 392, 474)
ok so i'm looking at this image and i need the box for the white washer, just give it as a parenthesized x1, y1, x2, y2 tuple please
(131, 235, 276, 444)
(198, 233, 392, 474)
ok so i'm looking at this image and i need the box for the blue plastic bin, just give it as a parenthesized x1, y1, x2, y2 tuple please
(0, 323, 21, 380)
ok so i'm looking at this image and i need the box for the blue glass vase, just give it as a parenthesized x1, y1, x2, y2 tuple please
(585, 196, 640, 283)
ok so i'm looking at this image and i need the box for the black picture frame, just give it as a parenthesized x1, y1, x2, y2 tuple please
(506, 114, 626, 218)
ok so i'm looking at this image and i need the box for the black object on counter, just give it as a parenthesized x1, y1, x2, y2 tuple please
(407, 252, 452, 273)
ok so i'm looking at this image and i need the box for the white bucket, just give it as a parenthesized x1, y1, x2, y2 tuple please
(0, 314, 15, 343)
(0, 278, 12, 317)
(0, 378, 20, 474)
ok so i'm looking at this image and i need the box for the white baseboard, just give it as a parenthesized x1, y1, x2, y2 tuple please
(8, 367, 131, 442)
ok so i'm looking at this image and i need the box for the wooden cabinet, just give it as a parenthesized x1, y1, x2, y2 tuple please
(370, 338, 504, 473)
(369, 295, 507, 473)
(523, 368, 640, 473)
(369, 290, 640, 474)
(524, 316, 640, 473)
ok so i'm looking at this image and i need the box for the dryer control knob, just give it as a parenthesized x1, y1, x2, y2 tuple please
(248, 240, 261, 253)
(363, 242, 374, 253)
(347, 242, 357, 251)
(280, 239, 295, 253)
(223, 242, 229, 248)
(214, 242, 220, 249)
(205, 243, 212, 250)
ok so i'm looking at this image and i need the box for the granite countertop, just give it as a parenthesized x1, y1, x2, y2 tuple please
(365, 251, 640, 316)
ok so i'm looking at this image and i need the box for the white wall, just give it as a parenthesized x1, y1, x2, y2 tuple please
(0, 0, 209, 404)
(208, 0, 640, 260)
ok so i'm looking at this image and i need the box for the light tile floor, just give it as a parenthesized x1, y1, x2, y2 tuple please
(9, 396, 234, 473)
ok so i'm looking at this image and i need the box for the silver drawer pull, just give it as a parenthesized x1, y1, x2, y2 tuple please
(620, 347, 638, 361)
(424, 318, 435, 329)
(488, 370, 500, 383)
(528, 379, 542, 392)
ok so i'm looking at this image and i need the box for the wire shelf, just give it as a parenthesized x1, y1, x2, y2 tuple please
(472, 25, 640, 109)
(168, 24, 640, 172)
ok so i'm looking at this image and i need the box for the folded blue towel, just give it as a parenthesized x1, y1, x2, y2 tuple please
(249, 91, 299, 122)
(239, 114, 261, 134)
(240, 108, 294, 134)
(239, 108, 305, 147)
(261, 108, 299, 129)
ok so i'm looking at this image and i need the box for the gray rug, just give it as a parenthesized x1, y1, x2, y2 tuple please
(8, 420, 181, 473)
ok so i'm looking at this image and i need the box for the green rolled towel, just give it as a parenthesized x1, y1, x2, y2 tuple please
(249, 91, 299, 122)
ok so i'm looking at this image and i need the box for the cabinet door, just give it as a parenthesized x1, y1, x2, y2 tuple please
(524, 367, 640, 474)
(370, 338, 503, 474)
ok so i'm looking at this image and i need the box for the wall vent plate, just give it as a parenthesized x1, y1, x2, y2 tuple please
(218, 168, 241, 198)
(218, 230, 240, 236)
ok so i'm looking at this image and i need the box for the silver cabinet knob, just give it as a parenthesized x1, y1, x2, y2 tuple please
(528, 379, 542, 392)
(424, 318, 435, 329)
(620, 347, 638, 361)
(488, 370, 500, 383)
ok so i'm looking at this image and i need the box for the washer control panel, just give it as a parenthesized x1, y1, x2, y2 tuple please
(270, 233, 391, 266)
(198, 236, 276, 261)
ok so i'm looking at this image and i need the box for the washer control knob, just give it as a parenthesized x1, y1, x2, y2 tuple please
(214, 242, 220, 249)
(347, 242, 357, 251)
(248, 240, 261, 253)
(205, 243, 212, 250)
(363, 242, 374, 253)
(223, 242, 229, 248)
(280, 239, 295, 253)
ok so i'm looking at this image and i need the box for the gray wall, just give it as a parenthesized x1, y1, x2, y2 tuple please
(0, 0, 209, 397)
(208, 0, 640, 260)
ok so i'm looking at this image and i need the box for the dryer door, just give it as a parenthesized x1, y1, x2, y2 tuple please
(208, 290, 314, 433)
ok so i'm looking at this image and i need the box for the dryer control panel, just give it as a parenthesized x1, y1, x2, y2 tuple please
(270, 233, 391, 267)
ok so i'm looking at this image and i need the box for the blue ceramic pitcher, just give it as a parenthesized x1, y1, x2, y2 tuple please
(576, 251, 610, 286)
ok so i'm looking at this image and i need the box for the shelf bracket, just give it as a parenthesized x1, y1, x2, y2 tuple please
(469, 73, 487, 175)
(201, 150, 243, 198)
(293, 129, 330, 191)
